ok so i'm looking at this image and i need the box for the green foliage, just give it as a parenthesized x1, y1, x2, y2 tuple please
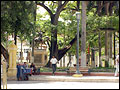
(40, 67, 69, 72)
(36, 1, 119, 55)
(86, 14, 119, 50)
(105, 61, 109, 67)
(40, 67, 52, 72)
(1, 1, 35, 44)
(1, 1, 119, 57)
(90, 67, 115, 72)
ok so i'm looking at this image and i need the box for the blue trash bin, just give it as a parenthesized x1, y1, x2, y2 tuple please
(22, 68, 29, 80)
(17, 65, 29, 81)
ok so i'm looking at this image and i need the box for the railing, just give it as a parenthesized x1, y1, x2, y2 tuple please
(1, 61, 7, 89)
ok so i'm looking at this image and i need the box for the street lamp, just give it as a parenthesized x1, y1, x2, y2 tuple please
(76, 12, 81, 74)
(59, 40, 62, 46)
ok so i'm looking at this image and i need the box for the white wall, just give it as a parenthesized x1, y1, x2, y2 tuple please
(57, 55, 76, 67)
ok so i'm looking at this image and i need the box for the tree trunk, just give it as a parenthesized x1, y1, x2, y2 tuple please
(109, 6, 113, 65)
(104, 1, 110, 16)
(108, 31, 110, 66)
(104, 1, 110, 63)
(45, 33, 80, 67)
(58, 34, 80, 60)
(50, 14, 58, 57)
(63, 28, 66, 67)
(114, 32, 116, 60)
(14, 29, 17, 45)
(31, 2, 37, 63)
(98, 30, 101, 67)
(105, 31, 108, 61)
(81, 1, 86, 67)
(96, 1, 103, 16)
(109, 31, 112, 66)
(1, 44, 9, 63)
(36, 1, 72, 67)
(67, 52, 72, 67)
(20, 40, 23, 62)
(45, 15, 58, 67)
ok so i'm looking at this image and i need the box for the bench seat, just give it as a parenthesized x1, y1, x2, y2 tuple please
(66, 67, 90, 74)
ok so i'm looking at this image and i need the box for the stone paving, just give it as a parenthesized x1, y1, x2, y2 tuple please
(2, 80, 119, 89)
(7, 72, 119, 83)
(29, 75, 119, 83)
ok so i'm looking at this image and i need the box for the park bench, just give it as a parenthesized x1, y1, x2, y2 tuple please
(66, 66, 90, 75)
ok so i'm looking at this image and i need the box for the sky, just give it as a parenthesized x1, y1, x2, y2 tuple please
(37, 5, 64, 22)
(37, 5, 50, 20)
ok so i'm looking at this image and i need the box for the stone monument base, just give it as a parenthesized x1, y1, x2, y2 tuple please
(7, 68, 17, 77)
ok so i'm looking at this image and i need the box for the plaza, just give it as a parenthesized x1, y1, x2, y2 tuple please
(1, 1, 119, 89)
(3, 76, 119, 89)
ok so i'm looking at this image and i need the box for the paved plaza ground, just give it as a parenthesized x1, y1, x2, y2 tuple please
(2, 72, 119, 89)
(2, 75, 119, 89)
(28, 75, 119, 83)
(4, 80, 119, 89)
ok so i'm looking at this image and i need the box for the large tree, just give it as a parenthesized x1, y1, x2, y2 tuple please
(1, 1, 35, 62)
(36, 1, 81, 67)
(36, 1, 119, 67)
(1, 1, 119, 67)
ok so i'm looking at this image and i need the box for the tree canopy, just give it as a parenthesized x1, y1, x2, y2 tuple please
(1, 1, 36, 44)
(1, 1, 119, 66)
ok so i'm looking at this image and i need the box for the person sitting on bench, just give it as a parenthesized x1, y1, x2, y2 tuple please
(30, 63, 36, 74)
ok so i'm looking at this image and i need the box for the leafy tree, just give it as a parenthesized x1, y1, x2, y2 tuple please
(36, 1, 119, 67)
(36, 1, 75, 67)
(1, 1, 119, 67)
(1, 1, 36, 62)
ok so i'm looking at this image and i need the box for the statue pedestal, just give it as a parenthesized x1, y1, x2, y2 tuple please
(7, 40, 17, 78)
(30, 49, 48, 67)
(7, 68, 17, 77)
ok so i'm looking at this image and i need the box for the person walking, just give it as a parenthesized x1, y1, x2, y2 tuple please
(50, 56, 58, 76)
(114, 53, 119, 77)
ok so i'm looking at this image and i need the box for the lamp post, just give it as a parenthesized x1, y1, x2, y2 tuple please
(59, 40, 62, 46)
(76, 12, 81, 74)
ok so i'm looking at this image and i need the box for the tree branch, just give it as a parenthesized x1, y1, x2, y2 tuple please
(56, 1, 69, 16)
(100, 28, 116, 31)
(95, 1, 110, 15)
(46, 40, 51, 49)
(1, 44, 9, 62)
(36, 2, 53, 17)
(58, 33, 81, 60)
(115, 33, 119, 38)
(58, 1, 62, 7)
(77, 1, 80, 11)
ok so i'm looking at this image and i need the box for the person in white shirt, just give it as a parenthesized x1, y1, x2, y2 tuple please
(114, 54, 119, 77)
(50, 56, 58, 75)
